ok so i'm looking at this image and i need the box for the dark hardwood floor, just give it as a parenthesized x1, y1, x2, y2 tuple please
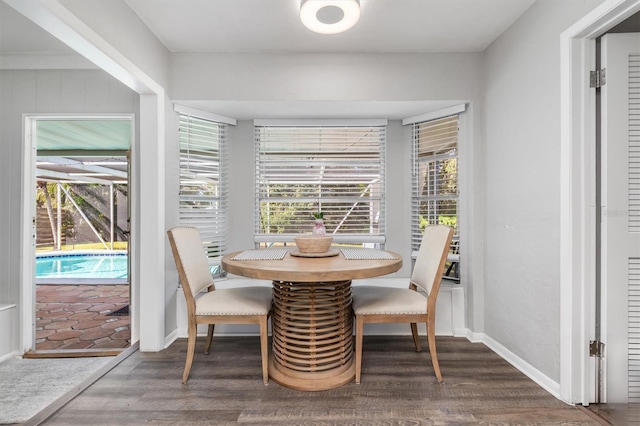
(42, 336, 604, 425)
(585, 403, 640, 425)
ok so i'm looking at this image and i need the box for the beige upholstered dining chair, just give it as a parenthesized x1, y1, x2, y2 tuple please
(167, 226, 272, 384)
(352, 224, 454, 383)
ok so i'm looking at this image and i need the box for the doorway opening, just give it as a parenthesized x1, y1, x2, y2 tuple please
(27, 117, 133, 357)
(561, 1, 640, 424)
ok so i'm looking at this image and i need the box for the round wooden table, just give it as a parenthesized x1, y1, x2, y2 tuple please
(222, 248, 402, 391)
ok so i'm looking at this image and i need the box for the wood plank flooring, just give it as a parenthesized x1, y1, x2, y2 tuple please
(585, 403, 640, 425)
(42, 336, 603, 425)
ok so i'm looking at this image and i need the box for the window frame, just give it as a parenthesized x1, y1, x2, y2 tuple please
(406, 105, 465, 281)
(254, 119, 387, 248)
(176, 105, 234, 277)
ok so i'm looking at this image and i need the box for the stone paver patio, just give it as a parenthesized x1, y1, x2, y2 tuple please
(36, 284, 130, 350)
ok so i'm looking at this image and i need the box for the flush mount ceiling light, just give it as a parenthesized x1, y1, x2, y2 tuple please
(300, 0, 360, 35)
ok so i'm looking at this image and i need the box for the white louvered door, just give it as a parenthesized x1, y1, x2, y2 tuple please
(601, 33, 640, 403)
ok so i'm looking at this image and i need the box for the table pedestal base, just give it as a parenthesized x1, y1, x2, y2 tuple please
(269, 356, 355, 391)
(270, 279, 354, 391)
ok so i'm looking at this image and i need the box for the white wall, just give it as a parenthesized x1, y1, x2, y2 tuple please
(482, 0, 602, 382)
(172, 52, 482, 102)
(163, 109, 180, 340)
(0, 69, 138, 355)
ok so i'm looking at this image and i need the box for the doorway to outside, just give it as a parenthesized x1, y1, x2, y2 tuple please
(30, 117, 133, 356)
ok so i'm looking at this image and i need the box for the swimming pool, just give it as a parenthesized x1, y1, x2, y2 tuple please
(36, 251, 128, 281)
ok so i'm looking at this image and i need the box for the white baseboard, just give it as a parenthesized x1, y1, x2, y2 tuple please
(453, 328, 468, 338)
(465, 330, 561, 401)
(164, 328, 178, 349)
(0, 304, 16, 362)
(465, 329, 484, 343)
(0, 350, 18, 364)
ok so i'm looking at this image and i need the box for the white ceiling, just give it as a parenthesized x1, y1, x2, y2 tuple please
(0, 0, 536, 119)
(123, 0, 536, 54)
(0, 1, 74, 54)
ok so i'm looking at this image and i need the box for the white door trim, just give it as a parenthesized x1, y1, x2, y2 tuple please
(560, 0, 640, 405)
(20, 116, 37, 353)
(20, 113, 135, 353)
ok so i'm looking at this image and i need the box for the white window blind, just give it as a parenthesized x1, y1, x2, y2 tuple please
(411, 115, 459, 254)
(255, 125, 386, 246)
(178, 114, 228, 275)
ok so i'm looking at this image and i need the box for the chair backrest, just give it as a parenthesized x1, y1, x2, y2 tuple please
(410, 225, 454, 297)
(167, 226, 215, 298)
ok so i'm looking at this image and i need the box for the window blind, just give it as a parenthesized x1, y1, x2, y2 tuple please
(178, 114, 228, 275)
(411, 115, 459, 253)
(255, 125, 386, 246)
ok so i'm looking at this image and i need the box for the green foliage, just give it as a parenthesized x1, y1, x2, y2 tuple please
(36, 181, 130, 246)
(260, 200, 301, 234)
(417, 156, 458, 236)
(419, 215, 429, 233)
(419, 215, 457, 232)
(438, 215, 457, 227)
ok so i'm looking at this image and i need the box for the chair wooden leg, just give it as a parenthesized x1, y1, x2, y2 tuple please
(204, 324, 214, 355)
(355, 315, 364, 384)
(259, 316, 269, 385)
(182, 323, 197, 384)
(410, 322, 422, 352)
(426, 319, 442, 382)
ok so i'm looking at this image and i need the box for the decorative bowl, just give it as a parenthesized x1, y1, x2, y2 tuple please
(294, 236, 333, 254)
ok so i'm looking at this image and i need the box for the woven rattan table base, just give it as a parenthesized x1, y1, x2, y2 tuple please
(270, 279, 354, 391)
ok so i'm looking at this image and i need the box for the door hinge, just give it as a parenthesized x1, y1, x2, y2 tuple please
(590, 68, 606, 88)
(590, 340, 605, 357)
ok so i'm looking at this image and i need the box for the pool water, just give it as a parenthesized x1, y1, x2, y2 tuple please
(36, 252, 128, 279)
